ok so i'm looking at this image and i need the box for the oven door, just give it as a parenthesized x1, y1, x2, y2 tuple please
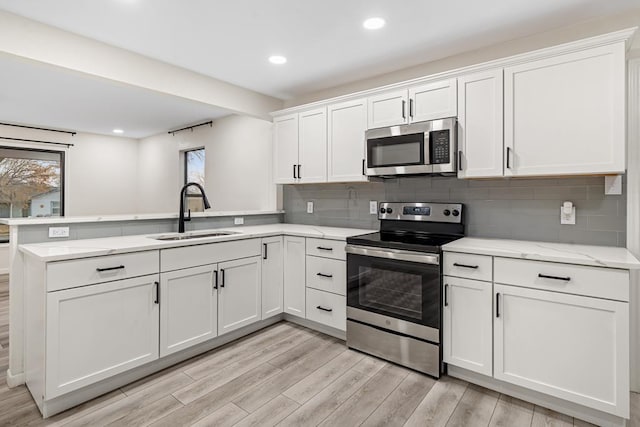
(346, 245, 441, 343)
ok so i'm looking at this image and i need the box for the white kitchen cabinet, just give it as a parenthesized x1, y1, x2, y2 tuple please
(367, 79, 457, 129)
(283, 236, 306, 317)
(159, 265, 218, 357)
(327, 99, 368, 182)
(45, 275, 160, 398)
(442, 276, 492, 376)
(494, 283, 629, 417)
(298, 108, 327, 183)
(504, 43, 625, 177)
(218, 256, 262, 335)
(261, 236, 283, 319)
(273, 108, 327, 184)
(457, 69, 504, 178)
(273, 113, 299, 184)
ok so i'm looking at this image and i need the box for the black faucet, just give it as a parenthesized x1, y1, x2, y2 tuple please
(179, 182, 211, 233)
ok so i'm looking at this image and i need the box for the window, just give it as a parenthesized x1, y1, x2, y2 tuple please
(0, 147, 64, 243)
(184, 148, 205, 212)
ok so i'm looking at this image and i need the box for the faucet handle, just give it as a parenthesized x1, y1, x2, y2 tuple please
(186, 209, 191, 222)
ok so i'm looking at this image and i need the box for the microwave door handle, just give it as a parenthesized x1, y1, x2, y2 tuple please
(424, 132, 430, 166)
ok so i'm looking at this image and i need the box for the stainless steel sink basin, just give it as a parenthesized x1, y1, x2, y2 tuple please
(152, 231, 239, 241)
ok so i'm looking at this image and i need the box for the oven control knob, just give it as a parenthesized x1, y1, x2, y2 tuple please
(386, 208, 393, 214)
(443, 209, 451, 216)
(380, 208, 386, 214)
(452, 209, 460, 217)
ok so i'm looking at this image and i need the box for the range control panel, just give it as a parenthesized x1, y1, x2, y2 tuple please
(379, 202, 463, 223)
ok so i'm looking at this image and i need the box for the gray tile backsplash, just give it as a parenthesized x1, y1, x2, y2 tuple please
(283, 176, 627, 247)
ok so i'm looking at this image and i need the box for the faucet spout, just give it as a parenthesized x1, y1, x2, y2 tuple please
(179, 182, 211, 233)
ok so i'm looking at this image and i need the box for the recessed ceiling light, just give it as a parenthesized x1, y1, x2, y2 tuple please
(268, 55, 287, 65)
(112, 129, 124, 134)
(363, 17, 385, 30)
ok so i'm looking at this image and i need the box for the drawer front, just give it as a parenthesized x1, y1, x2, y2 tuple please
(305, 238, 346, 260)
(161, 238, 260, 272)
(306, 288, 346, 331)
(306, 256, 346, 295)
(494, 257, 629, 301)
(443, 252, 493, 282)
(47, 251, 159, 292)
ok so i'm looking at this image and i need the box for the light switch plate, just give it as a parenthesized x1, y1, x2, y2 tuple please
(49, 226, 70, 238)
(307, 201, 314, 214)
(560, 207, 576, 225)
(370, 201, 378, 215)
(234, 217, 244, 225)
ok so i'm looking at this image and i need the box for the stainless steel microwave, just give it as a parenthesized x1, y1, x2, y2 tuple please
(365, 118, 457, 176)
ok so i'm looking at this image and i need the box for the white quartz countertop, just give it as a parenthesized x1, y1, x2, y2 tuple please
(0, 209, 284, 226)
(443, 237, 640, 270)
(19, 224, 374, 262)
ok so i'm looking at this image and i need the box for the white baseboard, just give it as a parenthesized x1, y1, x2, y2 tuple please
(6, 369, 25, 388)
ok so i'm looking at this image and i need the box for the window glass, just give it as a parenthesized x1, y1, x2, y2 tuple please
(184, 148, 205, 211)
(0, 147, 64, 242)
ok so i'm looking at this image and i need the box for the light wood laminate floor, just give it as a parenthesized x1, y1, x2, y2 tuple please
(0, 274, 638, 426)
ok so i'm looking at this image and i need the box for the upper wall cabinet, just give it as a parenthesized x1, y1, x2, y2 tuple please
(327, 99, 368, 182)
(367, 79, 457, 129)
(457, 69, 504, 179)
(504, 43, 625, 177)
(273, 108, 327, 184)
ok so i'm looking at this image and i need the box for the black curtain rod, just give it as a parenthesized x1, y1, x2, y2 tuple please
(168, 121, 213, 135)
(0, 122, 77, 136)
(0, 136, 74, 147)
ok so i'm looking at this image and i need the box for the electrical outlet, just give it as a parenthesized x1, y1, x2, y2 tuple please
(370, 201, 378, 215)
(49, 226, 70, 238)
(234, 217, 244, 225)
(307, 201, 314, 214)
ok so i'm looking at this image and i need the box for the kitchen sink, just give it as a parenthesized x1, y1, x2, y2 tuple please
(152, 231, 239, 241)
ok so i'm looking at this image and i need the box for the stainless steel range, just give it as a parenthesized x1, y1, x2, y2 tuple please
(345, 202, 464, 377)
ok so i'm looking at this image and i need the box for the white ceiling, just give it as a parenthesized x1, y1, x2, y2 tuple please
(0, 0, 637, 100)
(0, 54, 231, 139)
(0, 0, 637, 138)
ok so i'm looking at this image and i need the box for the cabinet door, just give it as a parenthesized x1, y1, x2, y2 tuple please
(442, 277, 492, 376)
(409, 78, 457, 123)
(262, 236, 283, 319)
(504, 44, 625, 177)
(46, 275, 159, 398)
(494, 284, 629, 417)
(283, 236, 306, 317)
(160, 265, 218, 357)
(273, 113, 299, 184)
(457, 70, 504, 178)
(327, 99, 368, 183)
(298, 108, 327, 183)
(367, 90, 408, 129)
(218, 256, 262, 335)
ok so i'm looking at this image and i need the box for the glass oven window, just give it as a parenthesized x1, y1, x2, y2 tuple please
(367, 133, 424, 168)
(359, 267, 422, 320)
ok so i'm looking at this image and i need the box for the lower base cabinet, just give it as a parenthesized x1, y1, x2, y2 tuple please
(305, 288, 346, 331)
(284, 236, 306, 317)
(261, 237, 284, 319)
(494, 284, 629, 417)
(46, 275, 160, 398)
(160, 266, 218, 357)
(218, 256, 262, 335)
(442, 276, 492, 376)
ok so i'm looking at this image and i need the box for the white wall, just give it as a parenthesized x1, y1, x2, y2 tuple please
(137, 114, 275, 213)
(0, 123, 139, 216)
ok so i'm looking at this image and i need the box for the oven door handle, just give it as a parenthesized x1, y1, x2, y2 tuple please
(345, 245, 440, 265)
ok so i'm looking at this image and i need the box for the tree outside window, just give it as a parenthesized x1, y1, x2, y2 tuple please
(184, 148, 205, 212)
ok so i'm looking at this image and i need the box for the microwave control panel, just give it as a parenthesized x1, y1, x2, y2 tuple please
(430, 130, 450, 164)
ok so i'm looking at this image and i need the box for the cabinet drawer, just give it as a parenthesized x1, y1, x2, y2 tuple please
(305, 238, 346, 260)
(306, 288, 346, 331)
(443, 252, 492, 282)
(306, 256, 346, 296)
(47, 251, 159, 292)
(161, 238, 260, 272)
(494, 257, 629, 302)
